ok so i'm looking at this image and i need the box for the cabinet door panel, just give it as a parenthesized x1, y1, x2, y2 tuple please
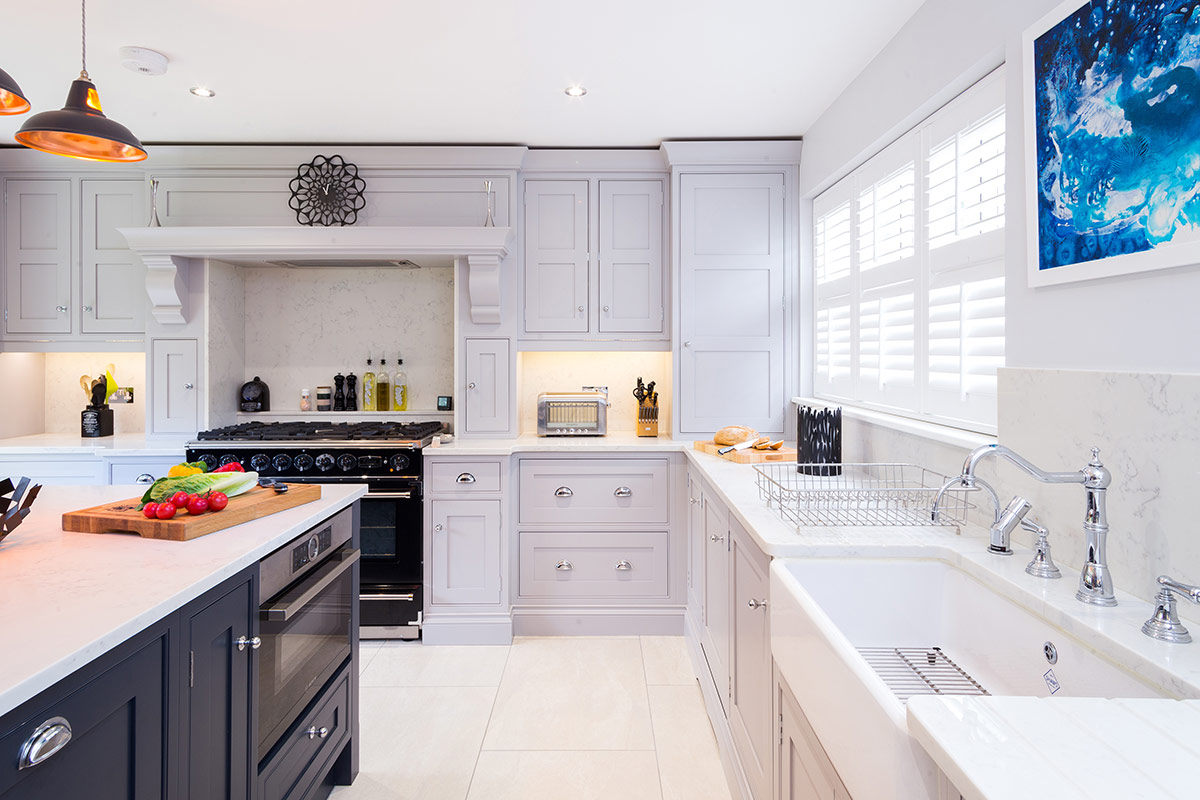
(679, 173, 785, 434)
(463, 338, 510, 434)
(778, 681, 850, 800)
(729, 520, 771, 800)
(185, 577, 253, 800)
(430, 500, 502, 606)
(701, 493, 729, 715)
(599, 180, 663, 334)
(524, 180, 589, 333)
(4, 180, 72, 334)
(82, 181, 145, 334)
(151, 339, 199, 434)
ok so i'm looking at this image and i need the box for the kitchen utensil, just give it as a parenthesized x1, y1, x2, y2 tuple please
(633, 377, 647, 402)
(537, 390, 609, 436)
(62, 483, 321, 541)
(333, 374, 346, 411)
(718, 436, 768, 456)
(80, 375, 92, 401)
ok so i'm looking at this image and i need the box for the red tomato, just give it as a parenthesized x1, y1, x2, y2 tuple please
(170, 491, 190, 508)
(142, 502, 159, 519)
(213, 462, 245, 473)
(207, 492, 229, 512)
(187, 496, 209, 516)
(156, 502, 177, 520)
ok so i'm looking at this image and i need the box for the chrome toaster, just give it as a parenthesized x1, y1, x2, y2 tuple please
(537, 388, 609, 436)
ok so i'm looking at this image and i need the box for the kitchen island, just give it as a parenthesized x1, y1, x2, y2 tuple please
(0, 482, 366, 800)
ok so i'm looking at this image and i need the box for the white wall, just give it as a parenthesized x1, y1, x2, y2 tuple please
(801, 0, 1200, 373)
(0, 354, 45, 438)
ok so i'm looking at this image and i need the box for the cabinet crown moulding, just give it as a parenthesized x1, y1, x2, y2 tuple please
(118, 225, 514, 325)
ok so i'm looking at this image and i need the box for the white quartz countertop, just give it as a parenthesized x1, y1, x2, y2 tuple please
(0, 432, 190, 456)
(426, 432, 691, 454)
(0, 482, 367, 715)
(907, 695, 1200, 799)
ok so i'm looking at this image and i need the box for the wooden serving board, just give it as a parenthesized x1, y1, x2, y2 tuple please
(62, 483, 322, 541)
(694, 440, 798, 463)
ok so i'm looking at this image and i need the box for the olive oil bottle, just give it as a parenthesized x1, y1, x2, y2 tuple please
(362, 357, 376, 411)
(393, 356, 408, 411)
(376, 358, 391, 412)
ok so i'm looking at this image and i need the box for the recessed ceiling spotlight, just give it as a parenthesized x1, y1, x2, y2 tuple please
(189, 86, 216, 98)
(119, 47, 169, 76)
(564, 85, 587, 97)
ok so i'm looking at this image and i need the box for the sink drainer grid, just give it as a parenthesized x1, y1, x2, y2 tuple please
(754, 463, 974, 528)
(856, 646, 990, 702)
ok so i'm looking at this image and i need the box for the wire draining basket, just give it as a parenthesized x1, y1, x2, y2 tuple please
(754, 462, 972, 528)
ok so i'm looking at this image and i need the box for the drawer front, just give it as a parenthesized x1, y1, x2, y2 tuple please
(519, 458, 669, 525)
(108, 459, 179, 485)
(259, 670, 351, 800)
(519, 531, 669, 599)
(0, 459, 104, 485)
(427, 461, 502, 494)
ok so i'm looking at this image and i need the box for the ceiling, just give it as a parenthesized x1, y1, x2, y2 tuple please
(1, 0, 924, 148)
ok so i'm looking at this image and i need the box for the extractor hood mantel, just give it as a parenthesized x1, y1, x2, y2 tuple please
(119, 225, 513, 325)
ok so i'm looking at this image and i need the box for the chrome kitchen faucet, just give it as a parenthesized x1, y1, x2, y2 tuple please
(942, 444, 1116, 606)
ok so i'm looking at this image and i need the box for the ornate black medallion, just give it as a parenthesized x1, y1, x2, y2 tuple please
(288, 154, 367, 226)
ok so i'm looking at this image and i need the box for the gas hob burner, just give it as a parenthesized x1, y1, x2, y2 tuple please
(194, 420, 444, 444)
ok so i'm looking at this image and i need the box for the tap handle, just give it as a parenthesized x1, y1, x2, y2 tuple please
(1158, 575, 1200, 604)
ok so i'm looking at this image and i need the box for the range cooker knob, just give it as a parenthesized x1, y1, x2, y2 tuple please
(337, 455, 357, 472)
(390, 454, 410, 472)
(249, 454, 271, 472)
(219, 454, 241, 467)
(196, 454, 218, 471)
(315, 454, 335, 472)
(272, 454, 293, 472)
(293, 453, 314, 472)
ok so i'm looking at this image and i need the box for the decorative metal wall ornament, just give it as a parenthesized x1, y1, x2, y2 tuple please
(288, 154, 367, 226)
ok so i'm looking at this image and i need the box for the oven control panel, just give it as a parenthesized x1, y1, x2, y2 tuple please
(292, 527, 333, 573)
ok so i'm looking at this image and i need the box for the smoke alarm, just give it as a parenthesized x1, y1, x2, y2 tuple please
(119, 47, 169, 76)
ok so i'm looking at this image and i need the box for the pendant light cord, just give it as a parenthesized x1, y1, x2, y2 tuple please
(80, 0, 88, 80)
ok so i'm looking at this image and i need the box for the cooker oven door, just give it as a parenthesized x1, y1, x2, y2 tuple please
(257, 545, 359, 762)
(357, 484, 423, 637)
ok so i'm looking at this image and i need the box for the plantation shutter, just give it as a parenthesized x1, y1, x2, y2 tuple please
(813, 182, 854, 398)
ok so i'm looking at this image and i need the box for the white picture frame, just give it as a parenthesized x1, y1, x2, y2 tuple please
(1023, 0, 1200, 287)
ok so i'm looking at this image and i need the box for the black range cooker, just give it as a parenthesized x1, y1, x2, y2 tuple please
(187, 420, 443, 639)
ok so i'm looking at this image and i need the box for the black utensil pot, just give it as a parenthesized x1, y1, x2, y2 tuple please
(240, 376, 271, 412)
(797, 405, 841, 476)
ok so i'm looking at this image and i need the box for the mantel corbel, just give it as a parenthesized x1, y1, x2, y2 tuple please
(464, 253, 502, 324)
(140, 253, 189, 325)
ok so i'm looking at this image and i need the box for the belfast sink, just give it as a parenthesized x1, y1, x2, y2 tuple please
(770, 556, 1165, 800)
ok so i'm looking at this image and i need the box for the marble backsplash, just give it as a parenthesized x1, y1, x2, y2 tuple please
(240, 266, 455, 414)
(44, 353, 146, 434)
(517, 351, 672, 434)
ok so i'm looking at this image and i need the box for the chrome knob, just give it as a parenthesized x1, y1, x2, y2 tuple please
(554, 486, 573, 498)
(577, 305, 585, 312)
(613, 486, 632, 498)
(434, 524, 443, 532)
(55, 305, 68, 312)
(747, 599, 767, 609)
(555, 560, 573, 571)
(683, 341, 692, 347)
(235, 635, 261, 651)
(456, 473, 476, 484)
(82, 305, 93, 312)
(603, 305, 610, 312)
(306, 725, 329, 740)
(183, 382, 194, 390)
(710, 534, 724, 543)
(468, 382, 477, 390)
(615, 560, 632, 571)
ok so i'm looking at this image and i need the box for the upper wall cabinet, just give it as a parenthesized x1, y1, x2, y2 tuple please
(3, 178, 145, 347)
(677, 172, 785, 434)
(522, 178, 666, 344)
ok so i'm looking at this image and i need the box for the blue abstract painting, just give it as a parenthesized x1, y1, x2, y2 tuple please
(1033, 0, 1200, 273)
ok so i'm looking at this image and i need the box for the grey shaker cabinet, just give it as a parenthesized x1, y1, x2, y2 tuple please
(700, 486, 731, 716)
(522, 178, 665, 339)
(463, 338, 511, 435)
(677, 172, 786, 434)
(429, 499, 503, 606)
(151, 338, 200, 435)
(777, 677, 852, 800)
(3, 178, 145, 341)
(728, 517, 771, 800)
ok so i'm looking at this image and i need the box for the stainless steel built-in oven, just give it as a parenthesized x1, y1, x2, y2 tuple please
(257, 508, 359, 762)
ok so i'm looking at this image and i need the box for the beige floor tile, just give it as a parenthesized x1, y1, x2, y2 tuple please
(640, 636, 696, 686)
(359, 642, 384, 675)
(649, 685, 733, 800)
(329, 686, 496, 800)
(483, 637, 654, 750)
(361, 642, 510, 687)
(466, 751, 662, 800)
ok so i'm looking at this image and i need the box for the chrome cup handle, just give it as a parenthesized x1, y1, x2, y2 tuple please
(555, 560, 573, 571)
(554, 486, 573, 498)
(613, 486, 632, 498)
(18, 717, 72, 770)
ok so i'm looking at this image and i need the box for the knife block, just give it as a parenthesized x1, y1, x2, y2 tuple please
(637, 400, 659, 437)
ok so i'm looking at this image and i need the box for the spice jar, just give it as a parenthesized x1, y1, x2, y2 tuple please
(300, 388, 312, 412)
(316, 386, 332, 411)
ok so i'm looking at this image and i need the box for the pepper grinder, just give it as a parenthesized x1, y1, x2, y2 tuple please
(346, 373, 358, 411)
(333, 373, 346, 411)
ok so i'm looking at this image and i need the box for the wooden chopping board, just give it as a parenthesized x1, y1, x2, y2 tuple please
(62, 483, 322, 541)
(694, 440, 798, 463)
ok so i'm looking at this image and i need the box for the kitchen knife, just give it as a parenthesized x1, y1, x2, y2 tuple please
(718, 436, 768, 456)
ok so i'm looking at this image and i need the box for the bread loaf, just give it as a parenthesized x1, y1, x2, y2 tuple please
(713, 425, 759, 446)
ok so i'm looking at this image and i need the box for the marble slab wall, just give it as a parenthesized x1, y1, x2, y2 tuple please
(207, 261, 246, 429)
(43, 353, 146, 434)
(241, 266, 455, 415)
(0, 353, 46, 438)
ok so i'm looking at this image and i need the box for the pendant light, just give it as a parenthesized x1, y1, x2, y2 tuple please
(15, 0, 146, 162)
(0, 67, 31, 115)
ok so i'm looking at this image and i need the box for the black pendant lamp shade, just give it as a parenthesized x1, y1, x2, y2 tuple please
(15, 74, 146, 162)
(0, 67, 31, 115)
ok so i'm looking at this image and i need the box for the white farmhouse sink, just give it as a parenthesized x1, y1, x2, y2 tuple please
(770, 557, 1165, 800)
